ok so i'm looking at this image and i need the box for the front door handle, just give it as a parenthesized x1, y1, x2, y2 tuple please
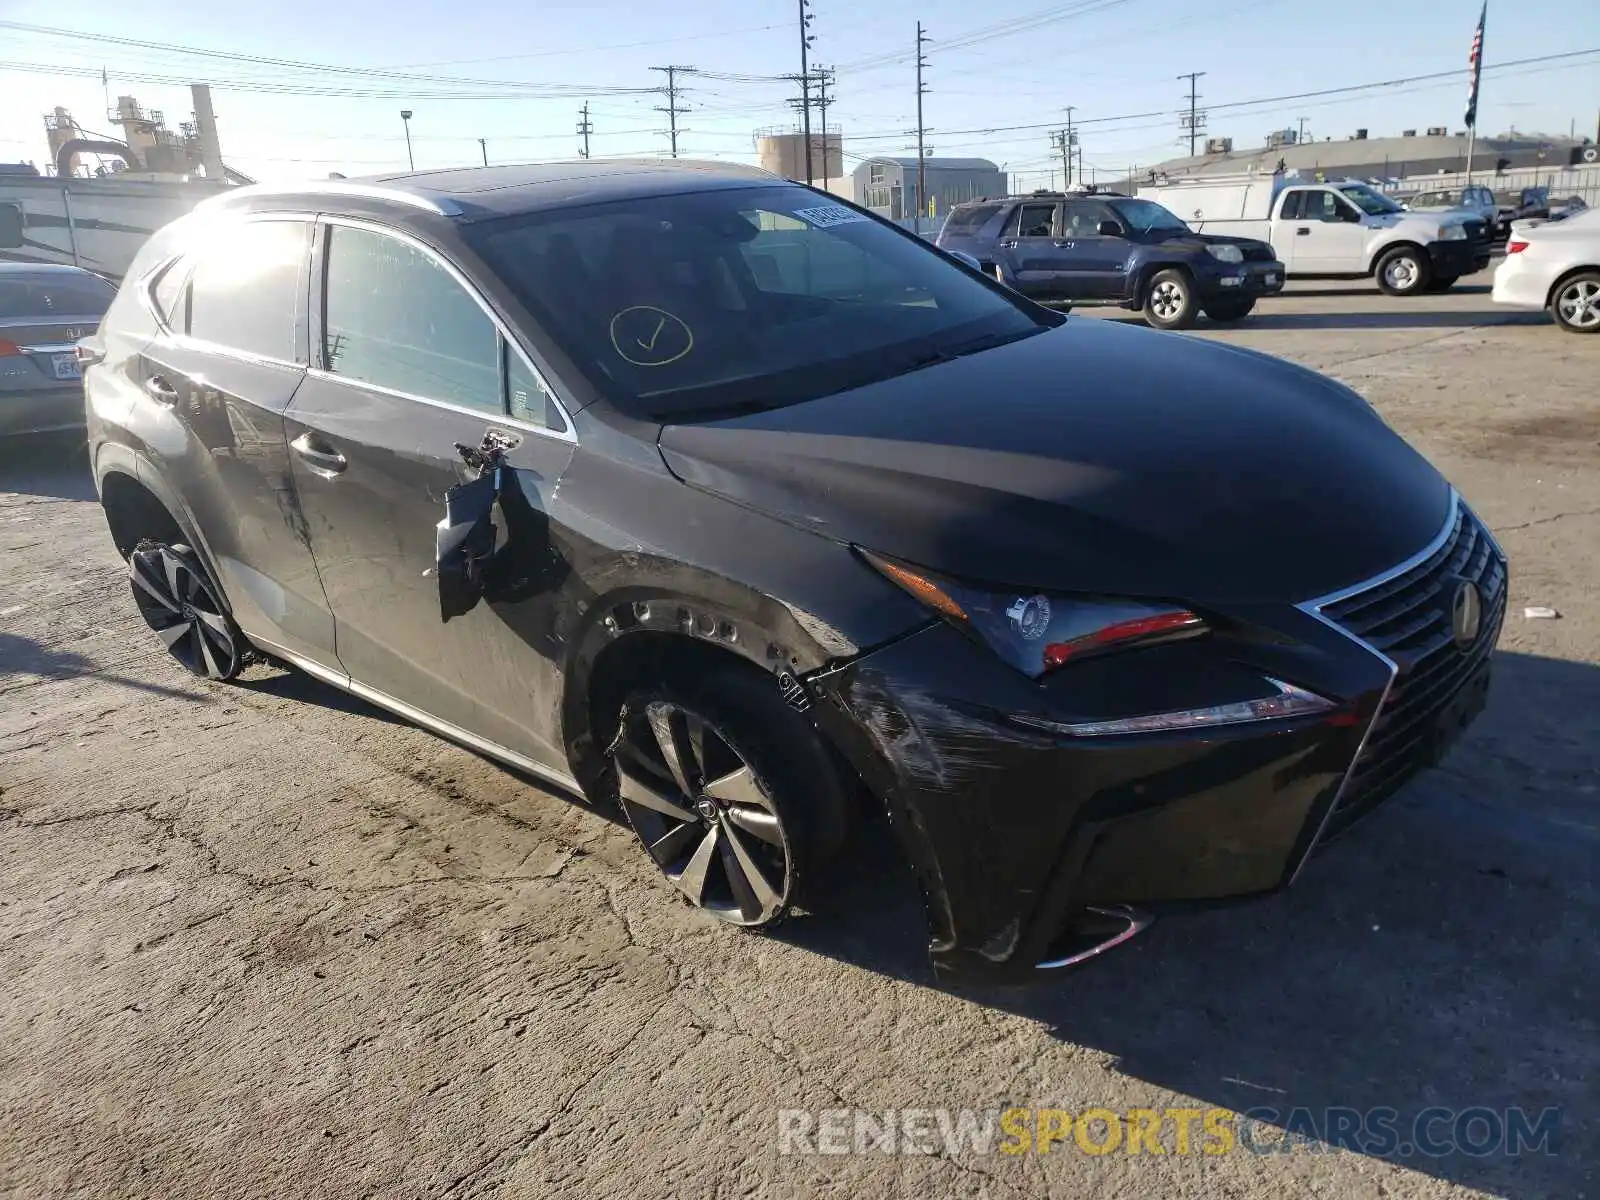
(290, 431, 348, 477)
(1296, 226, 1312, 235)
(1052, 240, 1075, 248)
(144, 375, 178, 405)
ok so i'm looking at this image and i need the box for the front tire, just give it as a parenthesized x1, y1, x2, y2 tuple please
(1203, 298, 1256, 322)
(1143, 269, 1199, 330)
(127, 542, 245, 680)
(1550, 271, 1600, 333)
(610, 662, 851, 927)
(1375, 245, 1431, 296)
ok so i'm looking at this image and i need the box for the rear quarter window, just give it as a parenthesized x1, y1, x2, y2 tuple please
(942, 203, 1002, 235)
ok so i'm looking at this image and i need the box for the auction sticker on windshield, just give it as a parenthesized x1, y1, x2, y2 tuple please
(793, 205, 867, 228)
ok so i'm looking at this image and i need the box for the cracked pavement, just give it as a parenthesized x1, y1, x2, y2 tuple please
(1, 281, 1596, 1198)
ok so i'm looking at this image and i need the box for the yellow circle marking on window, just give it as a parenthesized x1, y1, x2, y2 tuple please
(609, 305, 695, 367)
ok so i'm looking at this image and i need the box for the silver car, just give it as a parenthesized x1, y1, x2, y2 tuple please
(1404, 185, 1499, 226)
(0, 263, 115, 437)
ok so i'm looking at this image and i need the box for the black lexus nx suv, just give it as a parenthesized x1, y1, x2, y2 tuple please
(81, 161, 1506, 981)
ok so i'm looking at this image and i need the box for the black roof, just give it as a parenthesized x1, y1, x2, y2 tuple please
(205, 158, 784, 222)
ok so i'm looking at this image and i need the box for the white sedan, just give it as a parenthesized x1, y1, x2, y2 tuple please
(1492, 206, 1600, 333)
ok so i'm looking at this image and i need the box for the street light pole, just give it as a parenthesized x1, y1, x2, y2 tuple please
(400, 109, 415, 171)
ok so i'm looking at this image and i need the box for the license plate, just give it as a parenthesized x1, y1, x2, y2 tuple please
(1427, 662, 1491, 766)
(51, 353, 81, 381)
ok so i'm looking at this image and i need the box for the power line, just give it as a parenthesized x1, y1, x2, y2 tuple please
(387, 24, 785, 68)
(0, 19, 657, 94)
(838, 47, 1600, 143)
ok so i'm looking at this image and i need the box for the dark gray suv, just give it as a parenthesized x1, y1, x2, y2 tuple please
(80, 162, 1503, 981)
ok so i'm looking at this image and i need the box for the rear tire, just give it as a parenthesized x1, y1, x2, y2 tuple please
(127, 541, 245, 681)
(609, 661, 852, 927)
(1203, 298, 1256, 322)
(1375, 245, 1431, 296)
(1550, 270, 1600, 333)
(1143, 268, 1199, 330)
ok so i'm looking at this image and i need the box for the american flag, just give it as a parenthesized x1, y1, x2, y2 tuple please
(1464, 3, 1486, 127)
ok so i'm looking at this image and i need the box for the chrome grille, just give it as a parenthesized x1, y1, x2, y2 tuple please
(1320, 501, 1507, 833)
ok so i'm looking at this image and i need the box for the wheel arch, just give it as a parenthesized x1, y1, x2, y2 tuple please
(1131, 259, 1193, 305)
(1369, 239, 1427, 277)
(94, 445, 230, 611)
(1544, 264, 1600, 310)
(559, 582, 861, 803)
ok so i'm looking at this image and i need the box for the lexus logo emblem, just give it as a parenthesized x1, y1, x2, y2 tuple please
(1451, 580, 1483, 649)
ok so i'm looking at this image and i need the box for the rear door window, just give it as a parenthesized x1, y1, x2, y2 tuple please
(321, 223, 502, 414)
(1006, 203, 1057, 238)
(186, 219, 309, 361)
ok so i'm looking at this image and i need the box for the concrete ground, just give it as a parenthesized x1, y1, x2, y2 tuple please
(1, 280, 1596, 1199)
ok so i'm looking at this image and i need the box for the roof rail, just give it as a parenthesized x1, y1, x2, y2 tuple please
(198, 181, 463, 217)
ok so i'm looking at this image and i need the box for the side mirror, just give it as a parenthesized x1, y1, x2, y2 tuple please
(947, 249, 982, 271)
(0, 204, 22, 249)
(1096, 220, 1125, 237)
(435, 471, 499, 621)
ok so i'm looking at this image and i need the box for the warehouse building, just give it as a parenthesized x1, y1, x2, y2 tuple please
(850, 156, 1007, 223)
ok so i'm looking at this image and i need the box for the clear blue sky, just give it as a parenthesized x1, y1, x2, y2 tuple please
(0, 0, 1595, 188)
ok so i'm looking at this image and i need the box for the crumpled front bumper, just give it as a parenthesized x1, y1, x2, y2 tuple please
(806, 604, 1396, 983)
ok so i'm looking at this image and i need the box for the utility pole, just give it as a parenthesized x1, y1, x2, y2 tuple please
(1050, 130, 1069, 190)
(399, 109, 415, 171)
(815, 67, 834, 191)
(1177, 71, 1206, 156)
(478, 137, 487, 167)
(915, 21, 930, 234)
(797, 0, 816, 183)
(577, 102, 593, 159)
(1295, 116, 1309, 146)
(651, 66, 692, 158)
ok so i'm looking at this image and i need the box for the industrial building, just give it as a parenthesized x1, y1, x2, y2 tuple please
(849, 156, 1008, 222)
(1130, 127, 1594, 189)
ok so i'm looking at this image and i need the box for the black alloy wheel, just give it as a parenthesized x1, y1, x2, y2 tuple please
(128, 542, 244, 680)
(611, 667, 850, 927)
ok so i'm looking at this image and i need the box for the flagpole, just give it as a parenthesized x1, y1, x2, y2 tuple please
(1465, 127, 1475, 185)
(1464, 2, 1485, 186)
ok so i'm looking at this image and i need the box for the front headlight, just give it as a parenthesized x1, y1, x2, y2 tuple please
(858, 549, 1207, 679)
(1205, 243, 1244, 263)
(1439, 224, 1468, 241)
(1013, 678, 1337, 736)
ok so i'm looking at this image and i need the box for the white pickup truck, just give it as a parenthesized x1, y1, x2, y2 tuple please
(1137, 173, 1492, 296)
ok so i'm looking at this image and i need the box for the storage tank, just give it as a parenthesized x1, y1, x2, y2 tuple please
(755, 127, 844, 184)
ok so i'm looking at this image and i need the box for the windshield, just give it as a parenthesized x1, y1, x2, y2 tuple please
(0, 271, 115, 320)
(1337, 183, 1405, 216)
(1108, 198, 1190, 234)
(468, 185, 1052, 420)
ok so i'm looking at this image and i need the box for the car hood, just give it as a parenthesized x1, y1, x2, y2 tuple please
(1151, 229, 1273, 254)
(657, 320, 1452, 606)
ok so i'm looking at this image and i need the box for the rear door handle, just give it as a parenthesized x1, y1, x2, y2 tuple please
(290, 431, 348, 477)
(144, 375, 178, 404)
(1052, 240, 1075, 248)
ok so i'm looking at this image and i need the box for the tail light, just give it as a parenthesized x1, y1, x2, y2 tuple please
(0, 339, 22, 357)
(1506, 240, 1529, 254)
